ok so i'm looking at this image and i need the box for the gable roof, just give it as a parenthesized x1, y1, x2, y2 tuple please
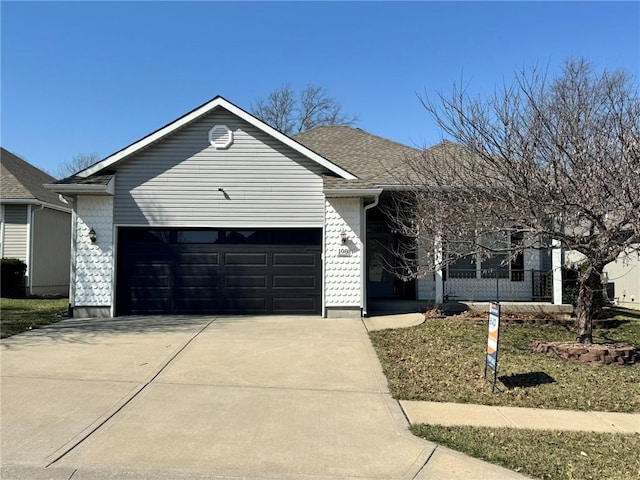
(71, 96, 357, 182)
(1, 148, 70, 210)
(294, 126, 422, 189)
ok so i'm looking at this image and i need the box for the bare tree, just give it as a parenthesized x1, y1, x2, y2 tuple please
(386, 59, 639, 344)
(56, 152, 101, 179)
(252, 85, 358, 135)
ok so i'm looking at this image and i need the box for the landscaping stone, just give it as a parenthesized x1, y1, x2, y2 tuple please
(532, 340, 637, 365)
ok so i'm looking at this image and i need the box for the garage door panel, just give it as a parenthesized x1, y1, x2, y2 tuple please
(272, 275, 316, 289)
(129, 286, 171, 297)
(272, 297, 318, 313)
(173, 287, 219, 298)
(174, 301, 221, 313)
(173, 252, 219, 265)
(125, 263, 170, 275)
(273, 253, 318, 267)
(173, 276, 218, 288)
(173, 264, 217, 276)
(224, 253, 268, 266)
(127, 275, 170, 287)
(224, 275, 267, 288)
(224, 297, 267, 312)
(117, 228, 321, 315)
(127, 297, 171, 312)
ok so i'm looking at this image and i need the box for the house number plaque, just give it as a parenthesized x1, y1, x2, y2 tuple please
(338, 246, 352, 257)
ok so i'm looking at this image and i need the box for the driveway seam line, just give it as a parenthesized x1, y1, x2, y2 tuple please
(0, 374, 142, 383)
(44, 318, 217, 468)
(151, 381, 385, 394)
(411, 444, 439, 480)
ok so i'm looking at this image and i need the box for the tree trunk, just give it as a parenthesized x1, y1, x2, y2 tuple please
(574, 265, 603, 344)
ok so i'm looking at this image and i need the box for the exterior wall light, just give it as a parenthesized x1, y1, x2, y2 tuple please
(88, 228, 97, 243)
(340, 229, 349, 245)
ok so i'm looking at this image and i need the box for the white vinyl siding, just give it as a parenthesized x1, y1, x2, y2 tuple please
(2, 205, 28, 261)
(114, 110, 326, 227)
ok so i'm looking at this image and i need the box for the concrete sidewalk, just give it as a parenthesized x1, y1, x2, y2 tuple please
(364, 313, 425, 331)
(402, 401, 640, 433)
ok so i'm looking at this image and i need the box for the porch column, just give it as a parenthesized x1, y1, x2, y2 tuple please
(434, 234, 444, 304)
(552, 239, 563, 305)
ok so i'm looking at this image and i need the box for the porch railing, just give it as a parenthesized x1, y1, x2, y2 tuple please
(443, 269, 553, 302)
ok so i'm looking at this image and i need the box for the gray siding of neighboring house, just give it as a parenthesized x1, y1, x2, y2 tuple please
(114, 110, 327, 227)
(2, 205, 28, 260)
(31, 207, 71, 295)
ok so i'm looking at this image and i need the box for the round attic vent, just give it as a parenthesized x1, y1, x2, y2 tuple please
(209, 124, 233, 149)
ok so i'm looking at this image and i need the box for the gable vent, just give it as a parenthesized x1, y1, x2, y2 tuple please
(209, 125, 233, 149)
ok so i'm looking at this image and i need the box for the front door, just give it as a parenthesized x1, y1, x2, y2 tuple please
(366, 223, 416, 300)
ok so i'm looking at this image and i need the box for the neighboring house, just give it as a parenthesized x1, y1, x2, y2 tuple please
(1, 148, 71, 296)
(604, 251, 639, 310)
(47, 96, 563, 318)
(565, 249, 640, 311)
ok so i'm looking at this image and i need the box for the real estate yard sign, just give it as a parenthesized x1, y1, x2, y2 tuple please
(485, 302, 501, 392)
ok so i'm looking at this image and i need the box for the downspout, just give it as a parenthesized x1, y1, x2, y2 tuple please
(361, 192, 381, 317)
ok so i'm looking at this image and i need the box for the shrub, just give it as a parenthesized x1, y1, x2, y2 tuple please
(1, 258, 27, 297)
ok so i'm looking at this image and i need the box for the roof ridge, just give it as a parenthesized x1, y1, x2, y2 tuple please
(1, 147, 68, 208)
(296, 125, 422, 153)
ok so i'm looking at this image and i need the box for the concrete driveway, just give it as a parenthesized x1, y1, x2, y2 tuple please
(1, 315, 525, 480)
(1, 315, 430, 479)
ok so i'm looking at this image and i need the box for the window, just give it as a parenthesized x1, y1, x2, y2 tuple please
(478, 231, 509, 278)
(177, 230, 219, 243)
(510, 231, 525, 281)
(447, 254, 477, 279)
(119, 228, 321, 246)
(446, 230, 525, 281)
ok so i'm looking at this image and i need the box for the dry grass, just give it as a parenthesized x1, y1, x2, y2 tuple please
(412, 425, 640, 480)
(370, 313, 640, 412)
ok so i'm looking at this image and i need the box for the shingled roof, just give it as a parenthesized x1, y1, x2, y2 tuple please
(294, 126, 422, 189)
(1, 147, 70, 209)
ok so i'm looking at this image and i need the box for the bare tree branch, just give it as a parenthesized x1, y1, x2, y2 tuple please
(387, 58, 639, 343)
(56, 152, 101, 179)
(252, 84, 358, 135)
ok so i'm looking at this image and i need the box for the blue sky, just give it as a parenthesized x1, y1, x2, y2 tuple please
(2, 1, 639, 176)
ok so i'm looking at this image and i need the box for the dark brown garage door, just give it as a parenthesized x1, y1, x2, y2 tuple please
(116, 228, 322, 315)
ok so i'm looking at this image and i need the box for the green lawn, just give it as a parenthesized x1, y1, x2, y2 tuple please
(369, 310, 640, 412)
(412, 425, 640, 480)
(1, 297, 68, 338)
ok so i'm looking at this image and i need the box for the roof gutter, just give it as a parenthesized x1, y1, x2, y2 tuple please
(44, 179, 115, 196)
(324, 188, 383, 198)
(1, 198, 71, 213)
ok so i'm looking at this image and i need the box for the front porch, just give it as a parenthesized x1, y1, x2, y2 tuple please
(364, 193, 564, 315)
(366, 299, 573, 317)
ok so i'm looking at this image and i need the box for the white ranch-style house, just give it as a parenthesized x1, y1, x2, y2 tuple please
(47, 96, 564, 318)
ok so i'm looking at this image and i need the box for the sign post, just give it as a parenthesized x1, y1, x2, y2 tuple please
(484, 302, 501, 393)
